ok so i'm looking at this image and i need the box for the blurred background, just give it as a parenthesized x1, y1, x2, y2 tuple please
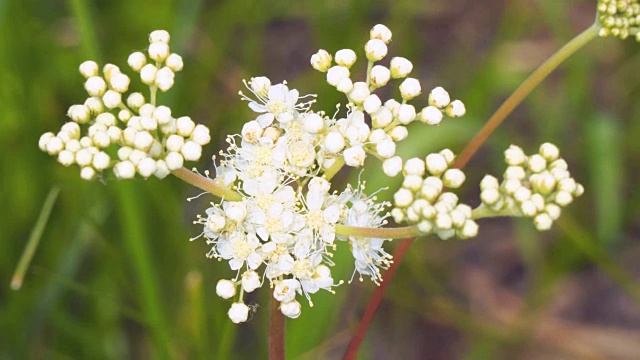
(2, 0, 640, 358)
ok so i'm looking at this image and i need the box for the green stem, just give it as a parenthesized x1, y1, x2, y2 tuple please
(454, 23, 599, 169)
(335, 224, 420, 239)
(11, 186, 60, 290)
(171, 167, 243, 201)
(471, 205, 521, 220)
(365, 60, 373, 88)
(322, 156, 345, 181)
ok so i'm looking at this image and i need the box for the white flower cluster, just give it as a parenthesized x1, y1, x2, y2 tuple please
(390, 151, 478, 240)
(38, 30, 210, 180)
(479, 143, 584, 231)
(310, 24, 466, 172)
(194, 73, 397, 322)
(597, 0, 640, 41)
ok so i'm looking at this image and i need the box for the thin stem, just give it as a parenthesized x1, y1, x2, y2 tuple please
(170, 167, 243, 201)
(335, 224, 420, 239)
(454, 24, 599, 169)
(11, 187, 60, 290)
(346, 23, 600, 358)
(322, 156, 345, 181)
(269, 296, 285, 360)
(343, 237, 414, 360)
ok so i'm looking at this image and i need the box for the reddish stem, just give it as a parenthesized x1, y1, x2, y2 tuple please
(269, 296, 285, 360)
(343, 238, 415, 360)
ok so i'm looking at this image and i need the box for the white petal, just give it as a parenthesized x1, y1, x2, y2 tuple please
(248, 101, 267, 113)
(256, 113, 275, 128)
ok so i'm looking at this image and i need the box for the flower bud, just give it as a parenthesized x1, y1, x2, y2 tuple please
(137, 157, 157, 178)
(110, 72, 130, 93)
(363, 94, 382, 114)
(390, 57, 413, 78)
(343, 146, 366, 167)
(102, 90, 122, 109)
(228, 302, 249, 324)
(165, 152, 184, 170)
(425, 153, 447, 175)
(280, 300, 302, 319)
(85, 76, 107, 97)
(399, 78, 421, 100)
(79, 61, 99, 78)
(216, 279, 237, 299)
(326, 66, 350, 86)
(428, 87, 451, 108)
(397, 104, 416, 125)
(370, 24, 392, 43)
(140, 64, 158, 85)
(149, 30, 170, 44)
(383, 156, 403, 177)
(155, 67, 175, 91)
(539, 143, 560, 161)
(390, 126, 408, 141)
(442, 169, 465, 188)
(80, 167, 96, 180)
(419, 106, 443, 125)
(348, 82, 370, 104)
(505, 145, 526, 166)
(325, 132, 345, 154)
(364, 39, 387, 61)
(335, 49, 357, 68)
(370, 65, 390, 87)
(148, 42, 170, 62)
(127, 92, 145, 109)
(181, 141, 202, 161)
(177, 116, 196, 137)
(394, 188, 413, 208)
(335, 77, 354, 93)
(371, 107, 393, 128)
(446, 100, 466, 117)
(311, 49, 332, 72)
(528, 154, 547, 173)
(226, 202, 247, 223)
(67, 105, 91, 124)
(404, 157, 425, 176)
(534, 213, 553, 231)
(376, 138, 396, 159)
(242, 271, 261, 293)
(166, 53, 183, 72)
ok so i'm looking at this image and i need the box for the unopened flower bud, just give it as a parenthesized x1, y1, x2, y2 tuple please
(311, 49, 332, 72)
(216, 279, 237, 299)
(344, 146, 366, 167)
(383, 156, 403, 177)
(399, 78, 421, 100)
(446, 100, 466, 117)
(370, 65, 390, 87)
(228, 303, 249, 324)
(425, 153, 448, 175)
(390, 126, 408, 141)
(335, 49, 357, 68)
(348, 82, 370, 104)
(149, 30, 170, 44)
(281, 300, 302, 319)
(326, 66, 350, 86)
(442, 169, 465, 188)
(364, 39, 387, 61)
(539, 143, 560, 161)
(428, 87, 451, 108)
(420, 106, 443, 125)
(370, 24, 392, 43)
(166, 53, 183, 72)
(79, 61, 99, 78)
(363, 94, 382, 114)
(390, 57, 413, 78)
(397, 104, 416, 125)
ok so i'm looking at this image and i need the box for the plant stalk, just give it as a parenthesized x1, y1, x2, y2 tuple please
(269, 296, 285, 360)
(171, 167, 243, 201)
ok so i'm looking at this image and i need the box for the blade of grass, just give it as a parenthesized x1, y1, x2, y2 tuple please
(11, 186, 60, 290)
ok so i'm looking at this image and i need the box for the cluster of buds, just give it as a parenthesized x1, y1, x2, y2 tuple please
(597, 0, 640, 40)
(38, 30, 210, 180)
(309, 25, 465, 171)
(479, 143, 584, 231)
(391, 151, 478, 240)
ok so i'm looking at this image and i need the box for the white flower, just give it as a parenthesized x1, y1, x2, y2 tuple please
(429, 87, 451, 108)
(364, 39, 388, 61)
(242, 270, 261, 293)
(248, 83, 300, 127)
(399, 78, 421, 100)
(273, 278, 301, 303)
(370, 65, 390, 88)
(370, 24, 392, 43)
(335, 49, 357, 68)
(390, 57, 413, 78)
(215, 231, 263, 270)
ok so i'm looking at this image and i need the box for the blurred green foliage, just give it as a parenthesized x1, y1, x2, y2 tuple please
(2, 0, 640, 359)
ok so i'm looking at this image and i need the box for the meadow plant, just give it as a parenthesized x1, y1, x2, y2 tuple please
(35, 1, 639, 357)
